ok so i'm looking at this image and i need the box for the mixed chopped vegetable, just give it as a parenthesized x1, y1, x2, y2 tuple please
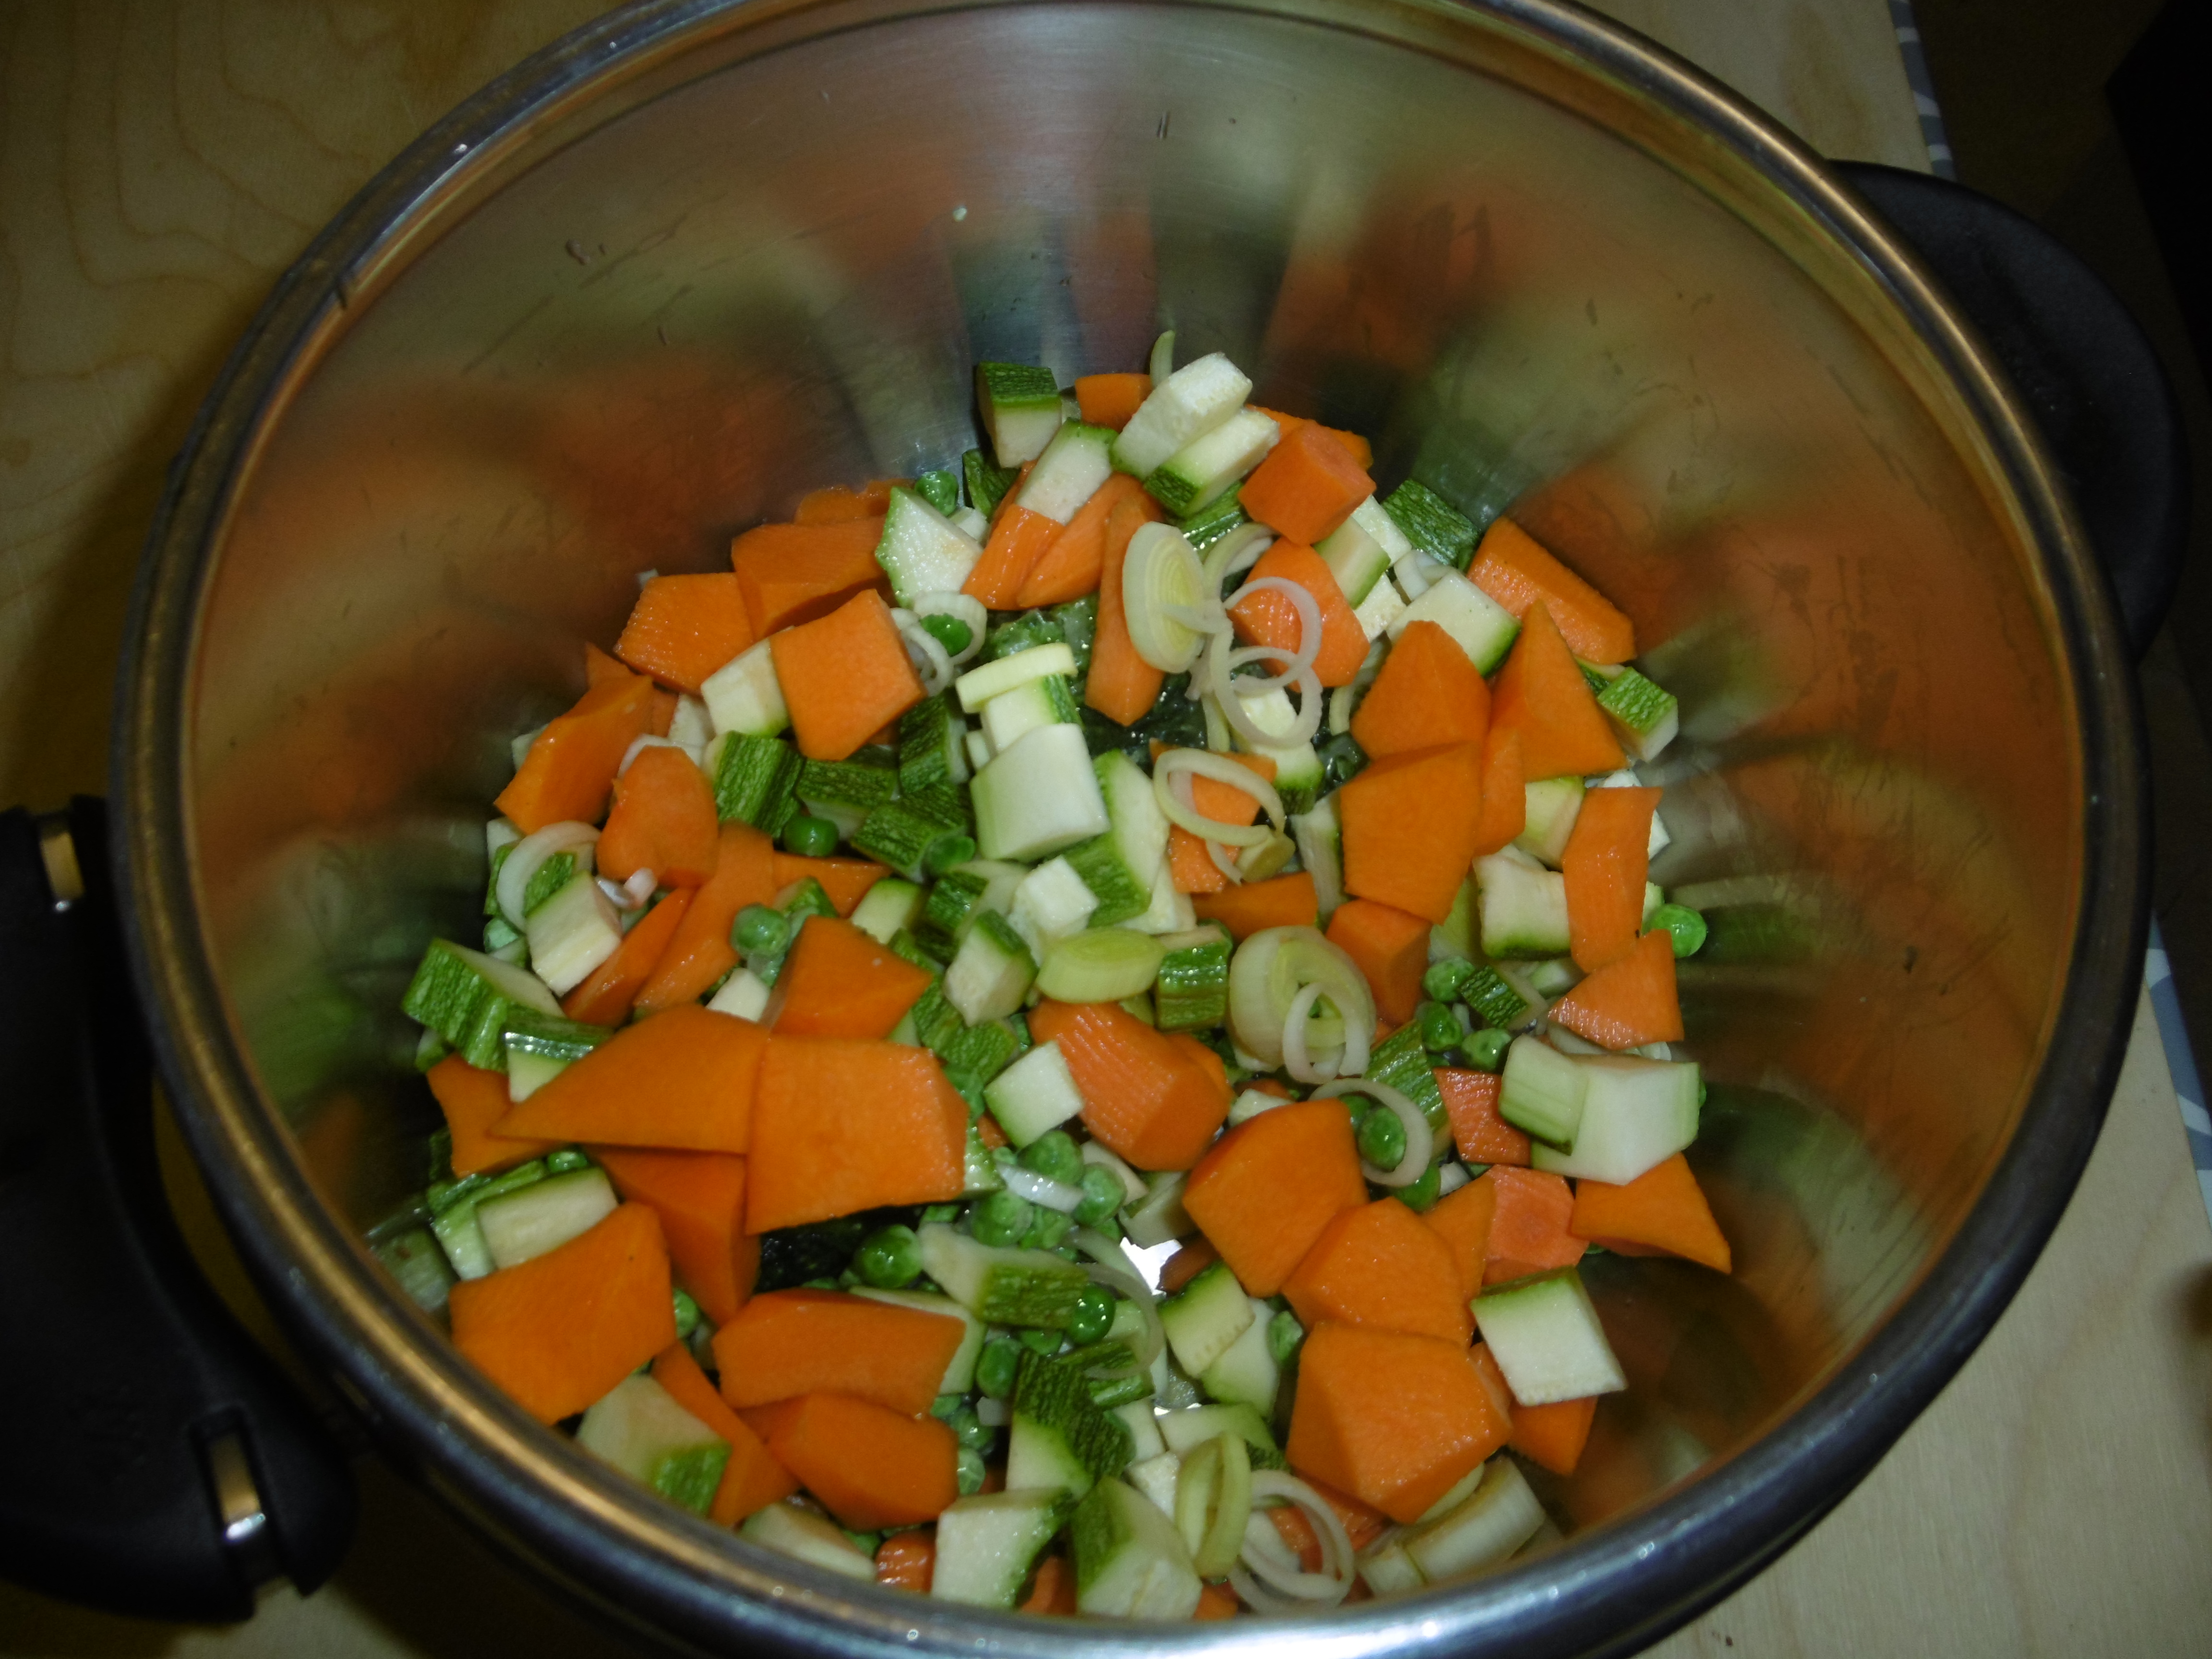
(377, 335, 1728, 1618)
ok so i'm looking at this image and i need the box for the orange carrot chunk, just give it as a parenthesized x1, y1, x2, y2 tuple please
(1158, 1238, 1222, 1297)
(1193, 1581, 1240, 1620)
(768, 853, 889, 915)
(633, 821, 780, 1015)
(1022, 1552, 1079, 1614)
(1169, 827, 1231, 895)
(1191, 871, 1320, 940)
(594, 1146, 759, 1325)
(1467, 518, 1636, 666)
(795, 480, 903, 523)
(449, 1203, 675, 1424)
(771, 589, 927, 763)
(585, 642, 631, 686)
(1087, 494, 1169, 726)
(496, 1005, 768, 1153)
(1227, 541, 1369, 688)
(1183, 1099, 1369, 1296)
(730, 518, 888, 635)
(876, 1528, 938, 1592)
(1467, 725, 1527, 859)
(1479, 1166, 1587, 1286)
(1351, 620, 1491, 758)
(1250, 409, 1376, 472)
(1338, 743, 1487, 923)
(1568, 1151, 1731, 1273)
(1420, 1174, 1497, 1300)
(767, 916, 934, 1040)
(427, 1056, 562, 1177)
(616, 573, 758, 695)
(495, 673, 659, 835)
(764, 1394, 960, 1531)
(1285, 1322, 1510, 1523)
(1510, 1393, 1600, 1476)
(745, 1038, 970, 1232)
(1014, 473, 1151, 608)
(1436, 1068, 1532, 1167)
(596, 745, 721, 889)
(1026, 999, 1233, 1172)
(1548, 929, 1684, 1049)
(963, 505, 1062, 609)
(1562, 785, 1659, 972)
(1074, 372, 1151, 430)
(1283, 1197, 1474, 1346)
(1236, 421, 1375, 546)
(712, 1289, 969, 1415)
(649, 1342, 799, 1523)
(1325, 899, 1432, 1027)
(1489, 602, 1625, 781)
(563, 888, 694, 1026)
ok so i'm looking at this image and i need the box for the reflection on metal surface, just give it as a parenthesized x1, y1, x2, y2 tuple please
(36, 816, 84, 909)
(203, 1427, 280, 1593)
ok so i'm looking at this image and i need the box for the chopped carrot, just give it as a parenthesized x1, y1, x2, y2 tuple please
(745, 1038, 970, 1232)
(595, 1147, 758, 1325)
(596, 746, 721, 889)
(763, 1394, 959, 1531)
(1569, 1151, 1731, 1272)
(1183, 1099, 1368, 1296)
(1025, 999, 1233, 1172)
(1236, 421, 1374, 545)
(1193, 1581, 1240, 1620)
(1338, 743, 1487, 923)
(1489, 602, 1624, 780)
(1283, 1197, 1473, 1345)
(1421, 1175, 1497, 1300)
(497, 1005, 768, 1152)
(1021, 1553, 1078, 1614)
(1562, 785, 1659, 972)
(649, 688, 679, 737)
(732, 1398, 803, 1445)
(1191, 870, 1319, 939)
(1158, 1238, 1221, 1297)
(1325, 899, 1432, 1027)
(771, 589, 926, 763)
(767, 916, 934, 1039)
(1266, 1481, 1390, 1571)
(1165, 751, 1275, 895)
(563, 888, 693, 1025)
(449, 1203, 675, 1423)
(1467, 518, 1635, 665)
(768, 853, 889, 915)
(1479, 1166, 1586, 1286)
(962, 505, 1061, 609)
(1548, 929, 1683, 1049)
(1169, 828, 1232, 895)
(712, 1289, 969, 1415)
(1467, 1340, 1516, 1422)
(730, 517, 888, 635)
(974, 1112, 1009, 1150)
(585, 641, 630, 686)
(1351, 620, 1490, 759)
(1285, 1321, 1510, 1523)
(495, 673, 659, 834)
(1251, 408, 1375, 471)
(1074, 372, 1150, 429)
(1014, 474, 1153, 607)
(1436, 1068, 1532, 1166)
(1511, 1395, 1599, 1476)
(795, 480, 903, 523)
(649, 1343, 799, 1523)
(1086, 494, 1169, 725)
(616, 574, 758, 695)
(1226, 541, 1368, 687)
(426, 1056, 561, 1177)
(1467, 724, 1526, 858)
(876, 1528, 937, 1592)
(633, 821, 780, 1015)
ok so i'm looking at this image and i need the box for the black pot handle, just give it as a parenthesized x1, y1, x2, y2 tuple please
(1837, 161, 2189, 657)
(0, 798, 356, 1621)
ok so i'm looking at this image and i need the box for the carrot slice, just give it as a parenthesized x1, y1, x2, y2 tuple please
(1267, 1479, 1391, 1572)
(1338, 743, 1487, 923)
(1014, 473, 1150, 608)
(1420, 1174, 1497, 1300)
(585, 642, 630, 686)
(746, 1038, 970, 1232)
(770, 589, 927, 763)
(1227, 541, 1368, 688)
(1489, 602, 1625, 780)
(1236, 421, 1374, 545)
(795, 480, 903, 523)
(1250, 409, 1375, 471)
(1021, 1552, 1078, 1613)
(1562, 785, 1658, 972)
(1435, 1068, 1532, 1166)
(564, 888, 694, 1026)
(1283, 1197, 1473, 1345)
(1026, 999, 1234, 1172)
(1087, 494, 1169, 725)
(962, 505, 1062, 609)
(616, 573, 758, 695)
(1158, 1238, 1221, 1297)
(595, 1147, 758, 1325)
(1166, 752, 1275, 895)
(649, 1342, 799, 1523)
(1191, 870, 1320, 939)
(1569, 1151, 1731, 1272)
(876, 1528, 937, 1592)
(1074, 372, 1150, 430)
(495, 673, 659, 834)
(713, 1288, 969, 1414)
(730, 517, 888, 636)
(763, 1394, 960, 1531)
(1467, 518, 1635, 665)
(768, 853, 889, 915)
(1467, 724, 1526, 858)
(1168, 828, 1231, 895)
(767, 916, 934, 1039)
(497, 1005, 768, 1153)
(1324, 899, 1431, 1028)
(1183, 1098, 1368, 1296)
(1479, 1166, 1586, 1286)
(633, 821, 780, 1015)
(427, 1056, 561, 1177)
(449, 1203, 675, 1423)
(597, 746, 721, 889)
(1511, 1393, 1599, 1476)
(1285, 1321, 1510, 1522)
(1548, 928, 1683, 1049)
(1351, 620, 1490, 759)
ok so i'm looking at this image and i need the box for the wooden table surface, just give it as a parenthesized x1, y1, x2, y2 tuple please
(4, 3, 2208, 1655)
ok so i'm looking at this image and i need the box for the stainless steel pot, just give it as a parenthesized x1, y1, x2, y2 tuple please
(0, 0, 2172, 1652)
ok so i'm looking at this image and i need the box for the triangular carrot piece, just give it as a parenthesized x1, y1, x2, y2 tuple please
(767, 916, 933, 1039)
(1227, 541, 1368, 687)
(1489, 601, 1625, 780)
(1568, 1150, 1731, 1273)
(496, 1005, 768, 1152)
(597, 1147, 759, 1325)
(563, 887, 694, 1025)
(1014, 474, 1149, 607)
(1547, 928, 1683, 1048)
(1468, 724, 1525, 857)
(1352, 620, 1490, 758)
(1468, 518, 1635, 664)
(1561, 784, 1659, 972)
(616, 573, 757, 694)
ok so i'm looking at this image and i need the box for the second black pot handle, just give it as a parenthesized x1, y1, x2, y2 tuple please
(0, 798, 356, 1621)
(1837, 161, 2189, 657)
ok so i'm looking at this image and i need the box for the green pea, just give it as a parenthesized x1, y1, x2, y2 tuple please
(1267, 1309, 1305, 1367)
(976, 1337, 1022, 1399)
(671, 1287, 702, 1341)
(1357, 1104, 1408, 1171)
(781, 813, 840, 859)
(855, 1223, 922, 1288)
(1418, 999, 1463, 1054)
(1072, 1165, 1124, 1228)
(1651, 902, 1709, 958)
(1422, 958, 1476, 1002)
(1065, 1286, 1115, 1346)
(1464, 1027, 1513, 1072)
(1396, 1161, 1443, 1212)
(1019, 1130, 1085, 1188)
(919, 1203, 962, 1226)
(732, 903, 788, 955)
(843, 1528, 883, 1556)
(956, 1445, 988, 1495)
(1016, 1327, 1063, 1355)
(923, 832, 978, 878)
(544, 1147, 591, 1174)
(931, 1395, 993, 1451)
(970, 1189, 1033, 1248)
(1024, 1208, 1074, 1252)
(921, 613, 974, 656)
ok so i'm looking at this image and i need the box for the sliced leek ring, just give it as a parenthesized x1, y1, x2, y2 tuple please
(1121, 522, 1213, 673)
(1227, 924, 1375, 1069)
(1036, 926, 1167, 1003)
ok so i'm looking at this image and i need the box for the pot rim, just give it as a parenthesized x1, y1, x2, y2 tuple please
(111, 1, 2149, 1654)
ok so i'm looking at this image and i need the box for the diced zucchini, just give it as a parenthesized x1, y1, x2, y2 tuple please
(979, 673, 1080, 755)
(1401, 1456, 1546, 1583)
(1176, 492, 1249, 551)
(1364, 1021, 1451, 1146)
(1197, 1295, 1280, 1414)
(1526, 957, 1580, 998)
(796, 756, 898, 839)
(1111, 352, 1253, 480)
(914, 467, 961, 516)
(1462, 963, 1532, 1031)
(575, 1373, 730, 1516)
(955, 643, 1079, 712)
(373, 1227, 455, 1315)
(976, 361, 1064, 468)
(1063, 749, 1171, 926)
(1071, 1477, 1202, 1619)
(1386, 568, 1520, 674)
(1475, 851, 1571, 960)
(946, 911, 1038, 1024)
(1359, 1538, 1427, 1596)
(1498, 1035, 1588, 1149)
(917, 870, 993, 959)
(1126, 1451, 1181, 1520)
(851, 1288, 985, 1394)
(740, 1501, 875, 1579)
(914, 1223, 1090, 1327)
(1515, 776, 1585, 867)
(897, 691, 971, 793)
(972, 724, 1111, 862)
(1114, 1399, 1166, 1463)
(1351, 570, 1408, 641)
(1291, 794, 1345, 926)
(700, 639, 789, 738)
(963, 446, 1020, 520)
(1229, 685, 1323, 811)
(931, 1490, 1076, 1607)
(1471, 1268, 1627, 1404)
(1008, 1350, 1134, 1498)
(1227, 1087, 1286, 1126)
(1119, 854, 1197, 937)
(1015, 421, 1118, 524)
(476, 1167, 618, 1270)
(705, 968, 772, 1021)
(522, 871, 623, 997)
(1121, 1171, 1195, 1248)
(984, 1039, 1086, 1147)
(402, 938, 561, 1071)
(1143, 407, 1280, 517)
(1527, 1054, 1701, 1185)
(1008, 855, 1099, 958)
(666, 694, 713, 763)
(850, 877, 924, 944)
(1158, 1261, 1254, 1377)
(1152, 930, 1231, 1032)
(1315, 497, 1401, 604)
(854, 788, 973, 880)
(1597, 667, 1680, 761)
(875, 484, 983, 604)
(705, 731, 802, 832)
(1153, 1402, 1284, 1470)
(1381, 480, 1477, 569)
